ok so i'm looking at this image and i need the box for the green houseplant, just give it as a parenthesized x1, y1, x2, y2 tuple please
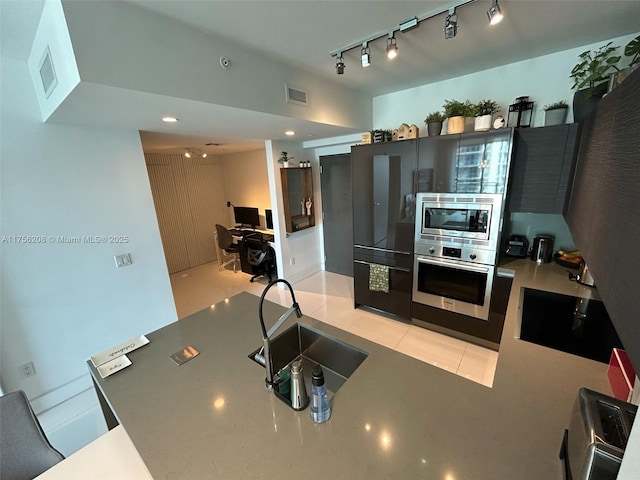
(570, 42, 621, 122)
(610, 35, 640, 91)
(474, 100, 500, 131)
(543, 100, 569, 126)
(424, 111, 445, 137)
(443, 100, 475, 134)
(278, 151, 294, 167)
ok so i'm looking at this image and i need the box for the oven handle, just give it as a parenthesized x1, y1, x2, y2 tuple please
(415, 255, 492, 274)
(354, 260, 411, 273)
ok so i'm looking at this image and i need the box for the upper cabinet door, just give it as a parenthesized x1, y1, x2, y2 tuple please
(456, 129, 514, 193)
(508, 124, 580, 214)
(417, 129, 514, 195)
(351, 140, 417, 253)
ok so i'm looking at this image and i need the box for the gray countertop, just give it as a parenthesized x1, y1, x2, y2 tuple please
(89, 259, 612, 479)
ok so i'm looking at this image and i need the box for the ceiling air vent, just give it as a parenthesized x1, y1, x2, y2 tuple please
(285, 84, 309, 107)
(38, 46, 58, 98)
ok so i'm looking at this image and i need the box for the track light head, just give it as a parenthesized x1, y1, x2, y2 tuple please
(361, 43, 371, 67)
(487, 0, 504, 25)
(184, 150, 192, 158)
(444, 9, 458, 39)
(335, 53, 345, 75)
(386, 35, 398, 60)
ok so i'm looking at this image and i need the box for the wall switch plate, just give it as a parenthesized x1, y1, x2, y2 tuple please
(289, 257, 295, 266)
(115, 253, 132, 268)
(19, 361, 36, 377)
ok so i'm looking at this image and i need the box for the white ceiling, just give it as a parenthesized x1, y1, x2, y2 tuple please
(2, 0, 639, 155)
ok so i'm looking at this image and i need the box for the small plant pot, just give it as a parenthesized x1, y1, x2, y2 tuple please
(474, 114, 493, 131)
(544, 108, 568, 126)
(447, 116, 465, 134)
(427, 122, 442, 137)
(572, 83, 607, 123)
(280, 161, 289, 168)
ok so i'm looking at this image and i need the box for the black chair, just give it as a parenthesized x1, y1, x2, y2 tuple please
(0, 390, 65, 480)
(241, 231, 276, 283)
(215, 224, 239, 272)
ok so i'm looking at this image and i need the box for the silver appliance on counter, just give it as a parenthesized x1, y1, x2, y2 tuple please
(412, 193, 504, 321)
(561, 387, 637, 480)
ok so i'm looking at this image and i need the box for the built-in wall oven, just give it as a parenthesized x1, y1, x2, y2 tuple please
(413, 193, 504, 321)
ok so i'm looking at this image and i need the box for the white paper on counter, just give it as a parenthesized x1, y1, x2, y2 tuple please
(97, 355, 132, 378)
(91, 335, 149, 367)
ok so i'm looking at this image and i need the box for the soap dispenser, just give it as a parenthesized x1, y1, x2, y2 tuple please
(290, 360, 308, 411)
(310, 365, 331, 423)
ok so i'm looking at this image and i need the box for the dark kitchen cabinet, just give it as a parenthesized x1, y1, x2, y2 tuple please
(507, 124, 580, 214)
(565, 67, 640, 372)
(351, 140, 417, 254)
(417, 129, 513, 194)
(351, 140, 417, 318)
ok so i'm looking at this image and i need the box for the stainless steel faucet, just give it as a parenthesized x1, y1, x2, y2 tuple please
(256, 279, 302, 389)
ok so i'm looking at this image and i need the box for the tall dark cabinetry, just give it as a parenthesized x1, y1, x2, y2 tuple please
(507, 124, 580, 214)
(351, 140, 417, 318)
(565, 68, 640, 372)
(417, 129, 513, 194)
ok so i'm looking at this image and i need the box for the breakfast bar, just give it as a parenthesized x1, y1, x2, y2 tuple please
(88, 260, 612, 479)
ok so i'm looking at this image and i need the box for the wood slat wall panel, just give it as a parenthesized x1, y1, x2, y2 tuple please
(146, 153, 228, 274)
(182, 157, 227, 265)
(146, 163, 191, 274)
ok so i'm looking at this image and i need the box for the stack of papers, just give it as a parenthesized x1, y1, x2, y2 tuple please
(90, 335, 149, 378)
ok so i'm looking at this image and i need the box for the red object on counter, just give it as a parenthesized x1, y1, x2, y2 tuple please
(607, 348, 635, 402)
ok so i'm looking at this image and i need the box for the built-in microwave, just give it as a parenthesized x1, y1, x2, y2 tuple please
(415, 193, 504, 248)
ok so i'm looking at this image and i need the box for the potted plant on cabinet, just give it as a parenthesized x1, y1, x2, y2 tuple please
(570, 41, 621, 122)
(424, 111, 445, 137)
(609, 34, 640, 91)
(474, 100, 500, 131)
(278, 151, 294, 168)
(543, 100, 569, 126)
(443, 99, 475, 134)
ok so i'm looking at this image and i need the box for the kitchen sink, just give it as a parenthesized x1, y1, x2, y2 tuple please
(248, 323, 368, 405)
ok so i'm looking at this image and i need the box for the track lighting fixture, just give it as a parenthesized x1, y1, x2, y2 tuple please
(335, 53, 345, 75)
(487, 0, 504, 25)
(329, 0, 506, 74)
(361, 43, 371, 67)
(444, 8, 458, 39)
(386, 34, 398, 60)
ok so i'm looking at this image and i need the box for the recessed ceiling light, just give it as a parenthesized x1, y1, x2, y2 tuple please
(162, 116, 178, 123)
(285, 130, 295, 136)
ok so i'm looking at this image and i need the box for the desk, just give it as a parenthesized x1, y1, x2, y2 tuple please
(229, 227, 274, 242)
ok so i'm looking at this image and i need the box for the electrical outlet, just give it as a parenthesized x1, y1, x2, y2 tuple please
(289, 257, 295, 266)
(19, 361, 36, 378)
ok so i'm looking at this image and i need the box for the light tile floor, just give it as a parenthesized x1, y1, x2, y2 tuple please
(170, 262, 499, 387)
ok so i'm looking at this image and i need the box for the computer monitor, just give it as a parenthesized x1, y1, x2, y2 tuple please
(233, 206, 260, 229)
(265, 209, 273, 230)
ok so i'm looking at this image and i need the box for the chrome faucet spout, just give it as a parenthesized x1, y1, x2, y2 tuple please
(258, 278, 302, 389)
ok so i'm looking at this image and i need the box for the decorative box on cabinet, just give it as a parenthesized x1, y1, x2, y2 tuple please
(507, 124, 580, 214)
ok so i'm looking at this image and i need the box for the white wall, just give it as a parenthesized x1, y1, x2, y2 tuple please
(373, 33, 639, 131)
(0, 56, 177, 412)
(218, 149, 271, 229)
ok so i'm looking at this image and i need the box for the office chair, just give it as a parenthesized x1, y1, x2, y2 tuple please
(0, 390, 65, 480)
(241, 231, 276, 283)
(215, 224, 239, 272)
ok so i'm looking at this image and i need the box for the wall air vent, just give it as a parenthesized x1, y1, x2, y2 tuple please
(285, 84, 309, 107)
(38, 46, 58, 98)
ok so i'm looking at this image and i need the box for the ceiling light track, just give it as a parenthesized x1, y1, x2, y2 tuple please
(330, 0, 502, 73)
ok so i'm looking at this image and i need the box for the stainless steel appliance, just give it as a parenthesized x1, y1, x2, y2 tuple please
(561, 387, 637, 480)
(413, 193, 504, 321)
(505, 234, 529, 258)
(530, 234, 554, 263)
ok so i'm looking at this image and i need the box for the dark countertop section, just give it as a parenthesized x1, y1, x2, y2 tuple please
(88, 259, 612, 479)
